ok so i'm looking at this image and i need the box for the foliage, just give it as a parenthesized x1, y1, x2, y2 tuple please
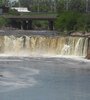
(57, 0, 65, 13)
(55, 0, 90, 34)
(0, 16, 9, 28)
(33, 20, 48, 29)
(0, 0, 10, 6)
(55, 11, 90, 34)
(77, 14, 90, 32)
(69, 0, 86, 12)
(17, 0, 58, 12)
(55, 11, 79, 32)
(10, 0, 90, 13)
(8, 9, 20, 15)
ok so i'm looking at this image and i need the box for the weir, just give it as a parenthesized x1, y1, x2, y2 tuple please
(0, 35, 88, 57)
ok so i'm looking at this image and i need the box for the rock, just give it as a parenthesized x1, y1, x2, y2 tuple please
(86, 38, 90, 59)
(71, 32, 83, 36)
(86, 54, 90, 59)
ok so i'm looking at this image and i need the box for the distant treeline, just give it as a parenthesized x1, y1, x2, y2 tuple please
(55, 12, 90, 34)
(11, 0, 90, 13)
(54, 0, 90, 34)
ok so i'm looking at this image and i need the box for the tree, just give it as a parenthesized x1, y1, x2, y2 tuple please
(18, 0, 58, 12)
(0, 16, 9, 28)
(0, 0, 3, 6)
(77, 13, 90, 32)
(69, 0, 86, 12)
(55, 11, 80, 33)
(57, 0, 66, 13)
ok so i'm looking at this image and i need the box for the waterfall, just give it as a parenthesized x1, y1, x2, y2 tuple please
(0, 35, 88, 57)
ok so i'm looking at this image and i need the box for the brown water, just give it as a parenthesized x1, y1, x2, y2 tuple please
(0, 35, 88, 57)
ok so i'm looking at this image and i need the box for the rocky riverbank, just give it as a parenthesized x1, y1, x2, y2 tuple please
(86, 37, 90, 59)
(71, 32, 90, 37)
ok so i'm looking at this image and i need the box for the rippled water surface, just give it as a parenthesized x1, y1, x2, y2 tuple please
(0, 57, 90, 100)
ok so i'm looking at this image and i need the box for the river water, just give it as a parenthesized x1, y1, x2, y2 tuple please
(0, 57, 90, 100)
(0, 34, 90, 100)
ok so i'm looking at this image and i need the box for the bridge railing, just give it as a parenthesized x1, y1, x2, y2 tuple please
(19, 12, 57, 16)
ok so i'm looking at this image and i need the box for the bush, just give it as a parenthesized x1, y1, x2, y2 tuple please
(55, 11, 80, 34)
(33, 20, 48, 29)
(55, 11, 90, 34)
(77, 14, 90, 32)
(8, 9, 20, 15)
(0, 17, 9, 28)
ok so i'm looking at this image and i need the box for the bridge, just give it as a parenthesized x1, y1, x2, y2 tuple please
(4, 14, 57, 30)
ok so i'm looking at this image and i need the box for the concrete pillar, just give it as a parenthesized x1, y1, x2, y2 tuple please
(28, 20, 33, 30)
(48, 20, 54, 30)
(11, 20, 17, 28)
(22, 20, 28, 30)
(17, 21, 22, 29)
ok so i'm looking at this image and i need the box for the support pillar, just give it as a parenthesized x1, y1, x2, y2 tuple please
(28, 20, 33, 30)
(22, 20, 28, 30)
(11, 20, 17, 28)
(17, 21, 22, 29)
(48, 20, 54, 30)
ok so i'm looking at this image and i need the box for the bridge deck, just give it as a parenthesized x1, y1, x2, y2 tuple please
(3, 15, 57, 20)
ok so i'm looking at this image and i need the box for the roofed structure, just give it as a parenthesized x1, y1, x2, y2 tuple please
(11, 7, 31, 13)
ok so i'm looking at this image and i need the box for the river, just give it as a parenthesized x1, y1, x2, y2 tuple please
(0, 57, 90, 100)
(0, 31, 90, 100)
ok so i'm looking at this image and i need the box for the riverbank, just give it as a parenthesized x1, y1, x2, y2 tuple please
(71, 32, 90, 37)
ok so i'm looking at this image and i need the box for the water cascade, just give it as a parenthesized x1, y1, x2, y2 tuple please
(0, 35, 88, 57)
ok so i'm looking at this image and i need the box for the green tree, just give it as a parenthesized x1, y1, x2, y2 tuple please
(55, 11, 80, 34)
(0, 16, 9, 28)
(0, 0, 11, 6)
(77, 14, 90, 32)
(69, 0, 86, 12)
(8, 9, 20, 15)
(57, 0, 66, 13)
(0, 0, 3, 6)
